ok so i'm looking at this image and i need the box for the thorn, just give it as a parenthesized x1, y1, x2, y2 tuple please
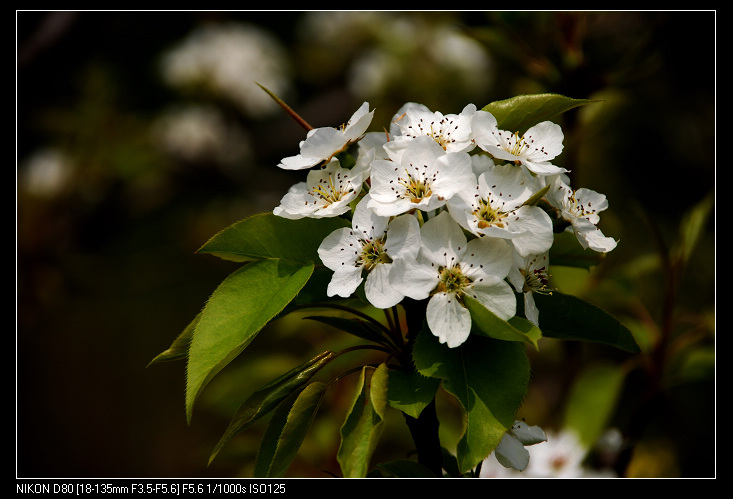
(256, 82, 313, 131)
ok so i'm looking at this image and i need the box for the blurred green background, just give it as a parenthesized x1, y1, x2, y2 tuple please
(17, 11, 715, 478)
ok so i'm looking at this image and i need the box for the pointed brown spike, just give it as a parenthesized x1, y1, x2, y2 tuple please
(256, 82, 313, 131)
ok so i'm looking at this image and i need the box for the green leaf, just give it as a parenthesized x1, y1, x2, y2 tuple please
(533, 291, 640, 353)
(413, 329, 530, 474)
(186, 259, 314, 423)
(482, 93, 595, 135)
(674, 191, 713, 267)
(337, 363, 389, 478)
(465, 296, 542, 349)
(549, 230, 606, 269)
(522, 183, 551, 207)
(304, 315, 392, 347)
(563, 362, 626, 447)
(253, 381, 328, 477)
(289, 266, 334, 306)
(386, 368, 441, 419)
(208, 351, 334, 465)
(147, 313, 199, 367)
(197, 212, 350, 265)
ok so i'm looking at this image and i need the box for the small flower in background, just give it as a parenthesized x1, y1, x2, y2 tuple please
(472, 111, 567, 177)
(317, 195, 421, 309)
(152, 104, 252, 169)
(480, 428, 618, 478)
(18, 148, 73, 198)
(296, 12, 493, 105)
(278, 102, 374, 170)
(545, 176, 617, 253)
(390, 211, 515, 348)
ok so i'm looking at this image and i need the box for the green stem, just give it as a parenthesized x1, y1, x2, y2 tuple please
(398, 298, 443, 477)
(290, 302, 394, 339)
(403, 398, 443, 477)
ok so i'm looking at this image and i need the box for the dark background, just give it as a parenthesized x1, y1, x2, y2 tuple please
(17, 11, 715, 478)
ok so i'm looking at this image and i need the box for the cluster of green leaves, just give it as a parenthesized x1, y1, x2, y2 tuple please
(149, 94, 640, 478)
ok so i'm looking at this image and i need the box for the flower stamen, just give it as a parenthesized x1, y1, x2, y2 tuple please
(435, 264, 472, 297)
(474, 197, 508, 229)
(398, 167, 433, 203)
(359, 237, 391, 271)
(521, 265, 551, 295)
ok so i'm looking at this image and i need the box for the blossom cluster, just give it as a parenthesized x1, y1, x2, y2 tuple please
(273, 101, 617, 348)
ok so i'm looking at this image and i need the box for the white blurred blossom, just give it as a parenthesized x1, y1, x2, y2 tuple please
(480, 428, 618, 478)
(298, 12, 492, 100)
(152, 104, 251, 167)
(19, 148, 73, 198)
(159, 22, 291, 117)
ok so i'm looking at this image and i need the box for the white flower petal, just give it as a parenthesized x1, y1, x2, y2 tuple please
(365, 264, 404, 309)
(509, 420, 548, 446)
(495, 433, 530, 471)
(384, 214, 421, 260)
(470, 110, 499, 145)
(470, 280, 516, 321)
(429, 151, 474, 198)
(342, 101, 374, 142)
(506, 206, 554, 257)
(523, 291, 540, 326)
(389, 257, 439, 300)
(419, 211, 467, 265)
(426, 292, 471, 348)
(351, 194, 388, 239)
(521, 160, 568, 176)
(299, 127, 343, 159)
(400, 134, 448, 169)
(478, 164, 535, 209)
(317, 228, 360, 269)
(577, 227, 618, 253)
(278, 154, 322, 171)
(522, 121, 564, 162)
(462, 235, 513, 283)
(326, 265, 363, 298)
(273, 182, 310, 219)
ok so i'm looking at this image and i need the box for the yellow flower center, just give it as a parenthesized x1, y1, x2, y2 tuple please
(474, 197, 507, 229)
(435, 264, 472, 296)
(398, 168, 433, 203)
(359, 238, 391, 271)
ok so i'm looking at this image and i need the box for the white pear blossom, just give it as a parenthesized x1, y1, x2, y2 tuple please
(317, 196, 421, 309)
(472, 110, 567, 176)
(278, 102, 374, 170)
(273, 159, 364, 219)
(508, 252, 551, 326)
(368, 135, 474, 217)
(448, 163, 554, 258)
(387, 102, 477, 157)
(545, 176, 617, 253)
(390, 211, 515, 348)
